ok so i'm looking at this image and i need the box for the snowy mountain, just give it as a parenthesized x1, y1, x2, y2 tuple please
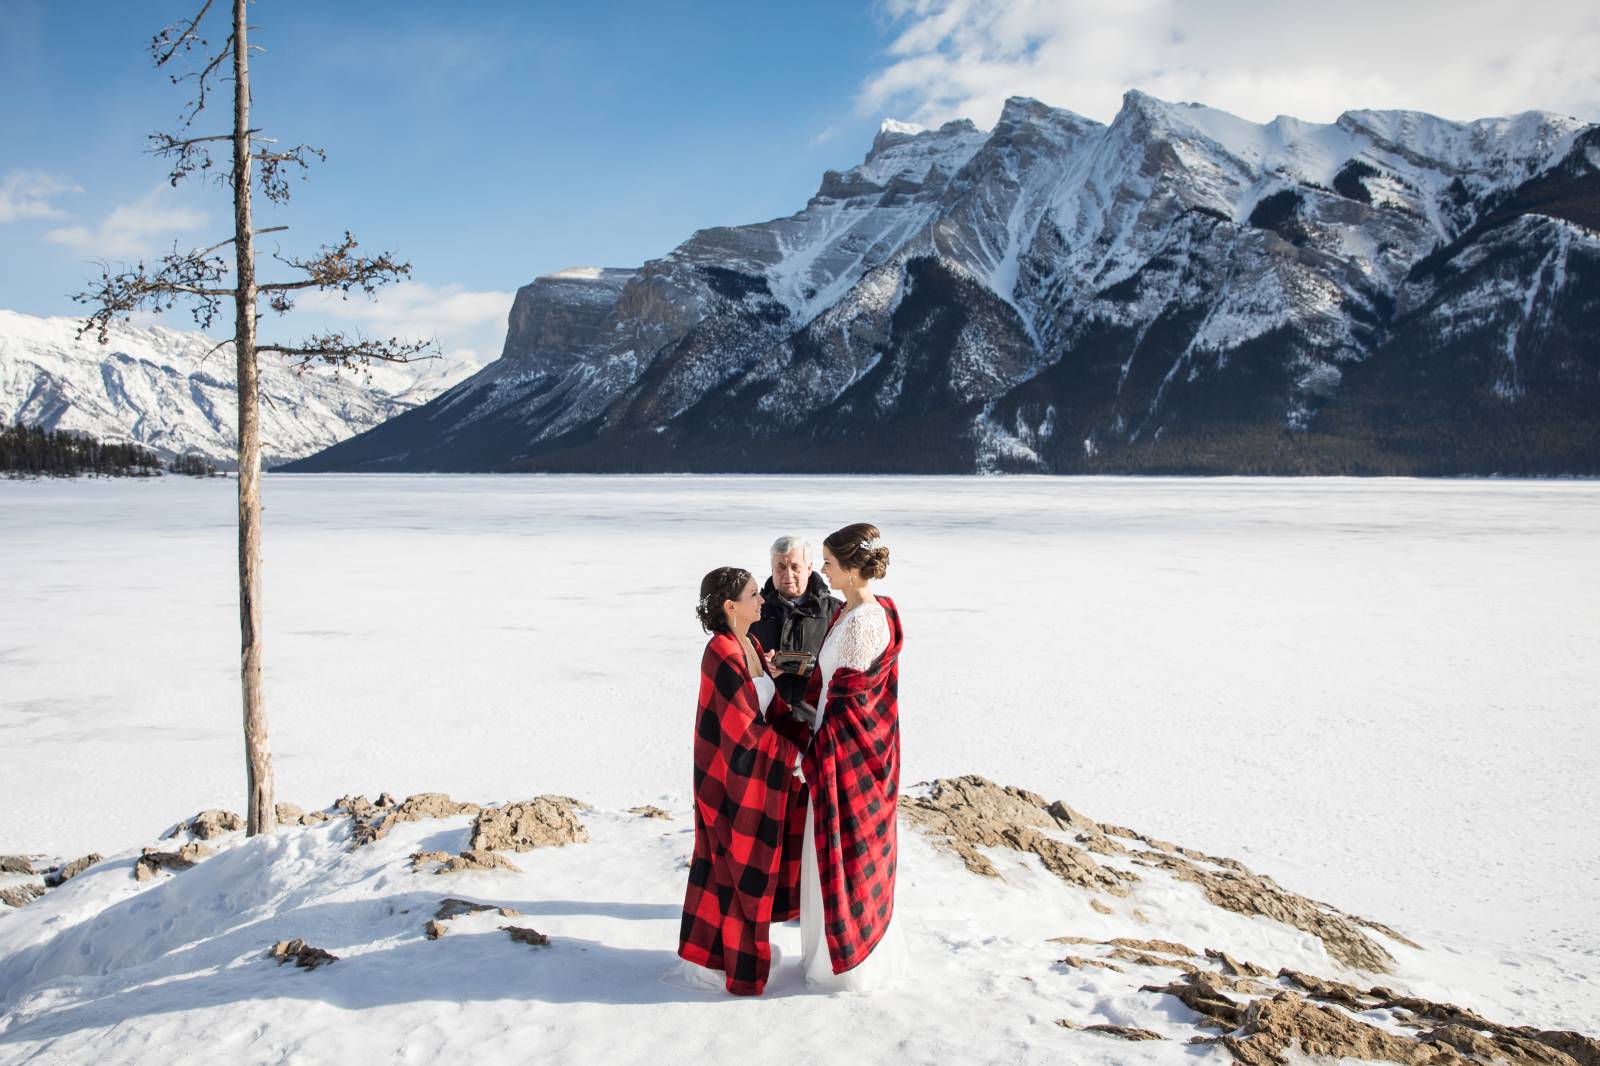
(287, 93, 1600, 475)
(0, 310, 478, 469)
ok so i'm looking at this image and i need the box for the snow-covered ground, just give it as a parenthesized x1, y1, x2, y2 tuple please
(1, 475, 1597, 1060)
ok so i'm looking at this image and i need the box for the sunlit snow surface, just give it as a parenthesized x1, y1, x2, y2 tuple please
(1, 474, 1597, 1051)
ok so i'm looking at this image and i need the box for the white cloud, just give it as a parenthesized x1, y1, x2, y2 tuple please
(45, 186, 209, 259)
(811, 125, 842, 146)
(860, 0, 1600, 129)
(0, 170, 81, 224)
(294, 281, 515, 369)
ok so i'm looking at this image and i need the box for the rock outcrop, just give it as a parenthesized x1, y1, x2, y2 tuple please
(135, 843, 213, 881)
(903, 775, 1397, 972)
(410, 849, 523, 875)
(164, 809, 244, 841)
(274, 803, 329, 827)
(268, 939, 338, 970)
(470, 797, 589, 852)
(44, 853, 101, 887)
(1043, 936, 1600, 1066)
(502, 926, 551, 948)
(899, 776, 1130, 895)
(0, 884, 45, 908)
(424, 897, 523, 940)
(339, 792, 482, 848)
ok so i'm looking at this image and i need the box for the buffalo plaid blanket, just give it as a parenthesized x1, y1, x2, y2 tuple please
(678, 632, 808, 995)
(801, 595, 903, 974)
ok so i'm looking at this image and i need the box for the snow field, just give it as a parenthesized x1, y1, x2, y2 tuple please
(1, 473, 1597, 1048)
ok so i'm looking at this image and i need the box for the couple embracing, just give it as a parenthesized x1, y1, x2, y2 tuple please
(677, 522, 908, 996)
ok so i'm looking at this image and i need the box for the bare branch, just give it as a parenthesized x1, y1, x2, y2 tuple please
(197, 336, 234, 367)
(253, 143, 326, 203)
(258, 332, 439, 375)
(70, 242, 235, 344)
(150, 0, 216, 68)
(152, 132, 234, 148)
(164, 34, 235, 129)
(260, 232, 412, 295)
(151, 4, 246, 132)
(195, 224, 287, 260)
(148, 128, 260, 187)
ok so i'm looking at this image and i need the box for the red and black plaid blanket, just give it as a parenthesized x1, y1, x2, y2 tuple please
(802, 595, 903, 974)
(678, 632, 808, 995)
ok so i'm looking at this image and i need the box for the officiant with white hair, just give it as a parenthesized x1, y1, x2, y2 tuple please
(749, 534, 842, 708)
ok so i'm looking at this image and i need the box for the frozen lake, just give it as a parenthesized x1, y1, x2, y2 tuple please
(2, 474, 1596, 973)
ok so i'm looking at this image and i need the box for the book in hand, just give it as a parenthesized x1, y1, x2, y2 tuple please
(771, 650, 815, 675)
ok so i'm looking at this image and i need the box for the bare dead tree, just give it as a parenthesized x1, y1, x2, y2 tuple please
(73, 0, 434, 836)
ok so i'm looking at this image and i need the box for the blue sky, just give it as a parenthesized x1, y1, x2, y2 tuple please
(1, 1, 894, 360)
(4, 0, 1597, 364)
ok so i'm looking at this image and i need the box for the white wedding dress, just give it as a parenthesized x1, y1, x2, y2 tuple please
(753, 671, 775, 715)
(799, 600, 909, 992)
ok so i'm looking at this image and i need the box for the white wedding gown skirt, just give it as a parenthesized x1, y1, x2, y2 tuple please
(798, 796, 908, 992)
(796, 599, 908, 992)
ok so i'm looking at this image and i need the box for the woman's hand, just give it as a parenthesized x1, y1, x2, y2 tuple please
(760, 647, 779, 678)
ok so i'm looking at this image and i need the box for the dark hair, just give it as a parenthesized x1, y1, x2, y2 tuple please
(823, 523, 889, 581)
(696, 566, 752, 634)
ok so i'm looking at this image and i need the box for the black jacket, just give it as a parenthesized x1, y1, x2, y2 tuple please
(750, 571, 842, 706)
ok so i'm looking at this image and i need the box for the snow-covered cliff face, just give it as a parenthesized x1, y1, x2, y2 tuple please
(291, 92, 1600, 475)
(0, 311, 477, 468)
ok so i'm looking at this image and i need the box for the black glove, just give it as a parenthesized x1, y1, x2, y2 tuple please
(790, 701, 820, 728)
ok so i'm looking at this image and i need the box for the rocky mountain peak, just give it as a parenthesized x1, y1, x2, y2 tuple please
(872, 117, 927, 152)
(814, 116, 989, 205)
(289, 91, 1600, 477)
(867, 116, 978, 158)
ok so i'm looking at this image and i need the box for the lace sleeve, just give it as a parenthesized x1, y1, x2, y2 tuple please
(836, 604, 890, 672)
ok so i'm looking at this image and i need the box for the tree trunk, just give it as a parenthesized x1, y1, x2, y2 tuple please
(233, 0, 274, 836)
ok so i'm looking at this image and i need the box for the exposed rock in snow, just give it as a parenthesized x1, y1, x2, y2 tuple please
(502, 926, 551, 948)
(0, 885, 43, 909)
(42, 855, 101, 889)
(133, 842, 212, 881)
(438, 845, 518, 870)
(1195, 988, 1560, 1065)
(434, 898, 520, 922)
(347, 792, 482, 848)
(470, 797, 590, 852)
(272, 802, 329, 828)
(267, 938, 338, 970)
(163, 809, 244, 841)
(905, 775, 1396, 971)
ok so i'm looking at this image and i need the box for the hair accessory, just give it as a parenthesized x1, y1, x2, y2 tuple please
(858, 537, 884, 551)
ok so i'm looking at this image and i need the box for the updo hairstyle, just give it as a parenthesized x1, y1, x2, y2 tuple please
(696, 566, 752, 634)
(823, 523, 890, 581)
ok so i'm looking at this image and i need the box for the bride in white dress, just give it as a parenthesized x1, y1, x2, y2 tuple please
(798, 525, 909, 992)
